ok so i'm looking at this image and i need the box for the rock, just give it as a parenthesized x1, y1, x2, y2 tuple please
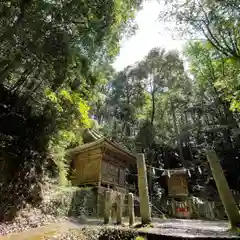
(78, 214, 88, 224)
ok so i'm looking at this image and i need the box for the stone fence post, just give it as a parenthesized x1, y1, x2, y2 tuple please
(136, 153, 151, 225)
(207, 150, 240, 228)
(128, 193, 135, 226)
(104, 190, 112, 224)
(116, 193, 123, 225)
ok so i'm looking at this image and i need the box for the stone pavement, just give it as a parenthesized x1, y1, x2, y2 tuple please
(138, 219, 238, 238)
(0, 218, 239, 239)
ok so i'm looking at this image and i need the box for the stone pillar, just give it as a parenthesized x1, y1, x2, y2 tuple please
(209, 202, 215, 220)
(171, 200, 176, 217)
(116, 193, 123, 225)
(136, 153, 151, 225)
(187, 198, 193, 216)
(207, 150, 240, 228)
(95, 186, 100, 218)
(104, 190, 112, 224)
(128, 193, 135, 226)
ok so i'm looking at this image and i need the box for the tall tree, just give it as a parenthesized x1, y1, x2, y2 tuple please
(161, 0, 240, 59)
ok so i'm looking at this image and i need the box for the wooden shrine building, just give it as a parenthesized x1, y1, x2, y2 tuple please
(162, 168, 189, 199)
(67, 137, 136, 191)
(66, 129, 136, 217)
(67, 129, 137, 190)
(162, 168, 191, 218)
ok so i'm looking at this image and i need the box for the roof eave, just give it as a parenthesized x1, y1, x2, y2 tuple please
(66, 139, 104, 156)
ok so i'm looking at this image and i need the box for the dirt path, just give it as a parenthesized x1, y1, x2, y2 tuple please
(0, 220, 80, 240)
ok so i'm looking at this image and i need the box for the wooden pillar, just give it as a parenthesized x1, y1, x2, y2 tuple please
(207, 150, 240, 228)
(116, 193, 123, 225)
(104, 190, 112, 224)
(136, 153, 151, 225)
(128, 193, 135, 226)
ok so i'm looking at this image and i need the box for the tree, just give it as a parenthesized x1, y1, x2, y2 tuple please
(100, 47, 193, 201)
(0, 0, 144, 220)
(183, 40, 240, 193)
(161, 0, 240, 60)
(101, 40, 240, 211)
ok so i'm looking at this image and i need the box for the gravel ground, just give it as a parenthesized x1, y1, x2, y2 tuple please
(43, 226, 138, 240)
(28, 224, 139, 240)
(1, 211, 239, 240)
(47, 228, 89, 240)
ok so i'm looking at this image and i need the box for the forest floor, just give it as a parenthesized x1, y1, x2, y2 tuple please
(1, 213, 239, 240)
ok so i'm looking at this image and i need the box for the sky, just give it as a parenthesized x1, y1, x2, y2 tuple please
(112, 0, 186, 72)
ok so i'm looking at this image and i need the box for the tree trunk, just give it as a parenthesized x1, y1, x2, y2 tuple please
(206, 150, 240, 229)
(151, 91, 155, 125)
(148, 88, 156, 203)
(170, 96, 184, 166)
(0, 53, 22, 84)
(10, 68, 31, 92)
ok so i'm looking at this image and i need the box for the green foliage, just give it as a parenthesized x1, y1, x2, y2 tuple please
(135, 236, 145, 240)
(162, 0, 240, 59)
(2, 0, 240, 222)
(176, 1, 240, 196)
(45, 87, 92, 185)
(0, 86, 56, 221)
(99, 34, 240, 204)
(0, 0, 144, 221)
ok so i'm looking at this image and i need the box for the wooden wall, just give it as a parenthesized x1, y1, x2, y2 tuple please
(71, 147, 102, 186)
(70, 143, 132, 188)
(167, 174, 188, 197)
(101, 160, 126, 187)
(100, 147, 128, 187)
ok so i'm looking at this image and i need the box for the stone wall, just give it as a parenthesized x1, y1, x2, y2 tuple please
(41, 185, 136, 219)
(41, 186, 97, 217)
(68, 188, 97, 217)
(97, 187, 130, 218)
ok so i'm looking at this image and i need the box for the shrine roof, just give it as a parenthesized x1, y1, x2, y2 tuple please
(161, 168, 188, 176)
(66, 137, 136, 160)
